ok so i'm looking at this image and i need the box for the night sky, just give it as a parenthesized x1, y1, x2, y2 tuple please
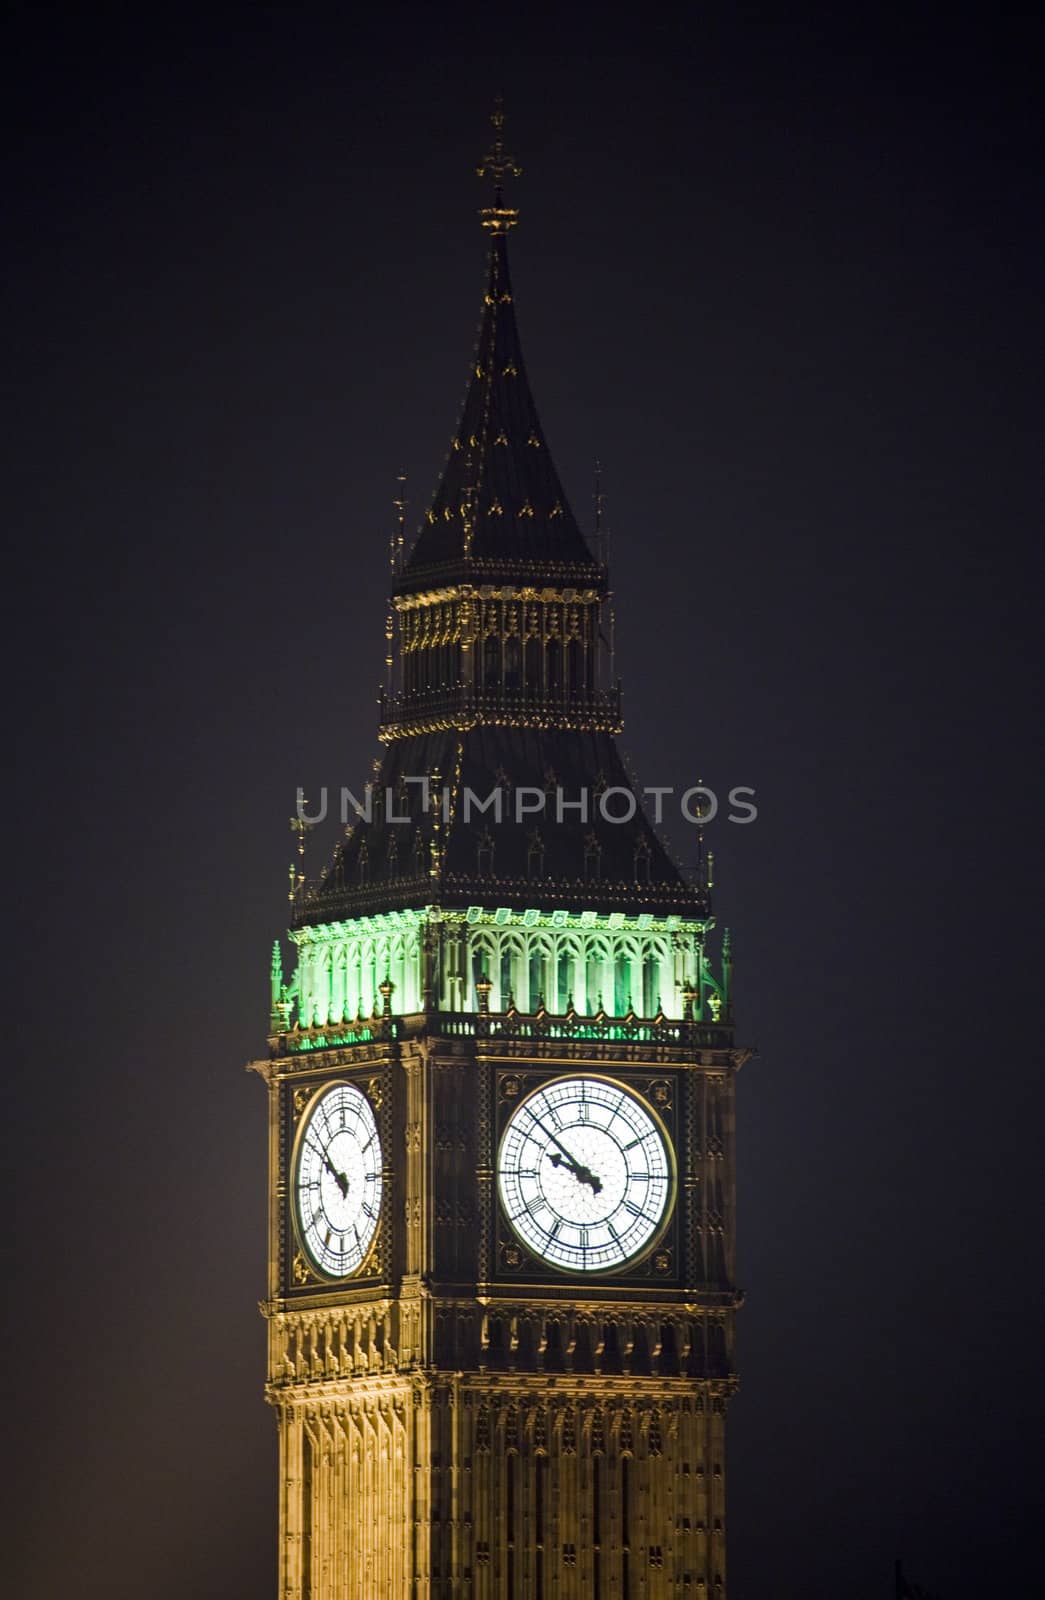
(5, 7, 1044, 1598)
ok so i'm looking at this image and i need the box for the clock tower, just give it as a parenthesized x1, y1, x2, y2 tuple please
(251, 108, 748, 1599)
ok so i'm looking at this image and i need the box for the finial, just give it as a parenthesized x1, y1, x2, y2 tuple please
(477, 96, 520, 233)
(270, 941, 286, 1031)
(289, 810, 312, 902)
(594, 458, 608, 568)
(392, 471, 407, 573)
(460, 452, 477, 557)
(386, 472, 406, 695)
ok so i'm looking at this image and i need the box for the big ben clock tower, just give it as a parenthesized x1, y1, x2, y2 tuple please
(251, 107, 749, 1599)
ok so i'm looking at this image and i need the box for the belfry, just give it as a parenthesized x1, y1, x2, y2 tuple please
(252, 106, 748, 1598)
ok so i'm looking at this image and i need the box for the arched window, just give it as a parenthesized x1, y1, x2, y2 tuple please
(614, 951, 630, 1016)
(504, 633, 522, 691)
(557, 948, 571, 1011)
(472, 946, 492, 1007)
(546, 636, 562, 694)
(525, 634, 542, 694)
(500, 943, 515, 1009)
(484, 631, 500, 689)
(586, 944, 604, 1014)
(567, 635, 582, 693)
(529, 947, 544, 1011)
(643, 952, 658, 1015)
(360, 938, 376, 1017)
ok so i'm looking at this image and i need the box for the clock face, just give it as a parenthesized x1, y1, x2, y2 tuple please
(498, 1076, 672, 1273)
(294, 1083, 382, 1278)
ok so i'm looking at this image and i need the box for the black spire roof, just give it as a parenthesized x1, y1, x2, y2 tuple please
(300, 726, 705, 924)
(399, 229, 602, 587)
(397, 107, 602, 595)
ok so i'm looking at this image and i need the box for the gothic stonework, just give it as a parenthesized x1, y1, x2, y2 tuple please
(250, 107, 749, 1599)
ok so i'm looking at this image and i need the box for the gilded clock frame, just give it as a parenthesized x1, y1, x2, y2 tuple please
(492, 1066, 680, 1285)
(284, 1069, 391, 1292)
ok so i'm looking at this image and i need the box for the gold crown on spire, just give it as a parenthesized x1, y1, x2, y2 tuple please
(477, 97, 520, 233)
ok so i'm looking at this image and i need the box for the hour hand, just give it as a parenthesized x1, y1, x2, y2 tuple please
(549, 1151, 602, 1195)
(324, 1155, 348, 1198)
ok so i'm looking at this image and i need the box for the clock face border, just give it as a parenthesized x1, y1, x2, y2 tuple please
(495, 1071, 678, 1280)
(289, 1079, 384, 1284)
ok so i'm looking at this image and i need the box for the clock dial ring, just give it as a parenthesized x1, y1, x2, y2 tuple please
(497, 1075, 674, 1274)
(292, 1082, 383, 1279)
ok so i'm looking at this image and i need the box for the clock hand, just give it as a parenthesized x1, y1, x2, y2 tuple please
(528, 1112, 604, 1196)
(530, 1112, 586, 1170)
(548, 1150, 603, 1195)
(323, 1153, 349, 1199)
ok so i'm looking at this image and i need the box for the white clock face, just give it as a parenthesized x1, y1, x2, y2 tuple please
(498, 1077, 672, 1272)
(295, 1083, 382, 1278)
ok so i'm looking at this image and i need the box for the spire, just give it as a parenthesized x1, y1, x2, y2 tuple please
(476, 97, 521, 234)
(301, 113, 708, 931)
(398, 104, 602, 590)
(392, 471, 407, 573)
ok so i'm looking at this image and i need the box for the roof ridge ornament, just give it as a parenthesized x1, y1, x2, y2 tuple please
(477, 96, 521, 233)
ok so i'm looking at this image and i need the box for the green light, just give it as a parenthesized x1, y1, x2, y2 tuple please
(287, 1026, 379, 1054)
(280, 904, 727, 1032)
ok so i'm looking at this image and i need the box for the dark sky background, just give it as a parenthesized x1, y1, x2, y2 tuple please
(5, 6, 1043, 1598)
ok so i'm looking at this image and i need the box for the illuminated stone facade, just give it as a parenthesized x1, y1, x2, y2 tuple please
(251, 110, 748, 1598)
